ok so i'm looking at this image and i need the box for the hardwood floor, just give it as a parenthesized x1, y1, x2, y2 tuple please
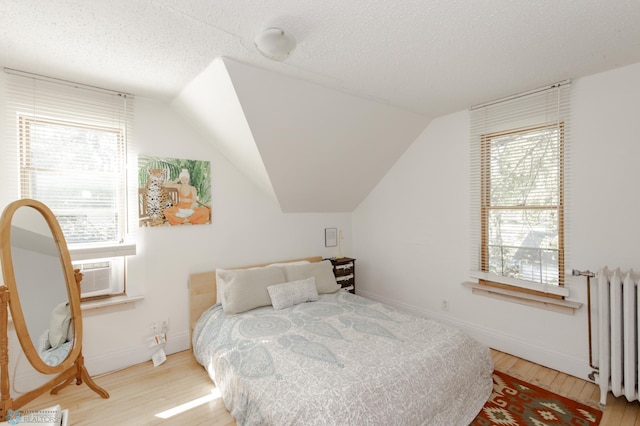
(21, 348, 640, 425)
(490, 349, 640, 426)
(22, 351, 234, 425)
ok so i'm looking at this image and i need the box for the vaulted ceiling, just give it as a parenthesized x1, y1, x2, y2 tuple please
(172, 57, 429, 212)
(1, 1, 640, 211)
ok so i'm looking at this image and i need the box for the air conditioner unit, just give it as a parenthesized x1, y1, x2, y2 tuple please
(75, 260, 113, 297)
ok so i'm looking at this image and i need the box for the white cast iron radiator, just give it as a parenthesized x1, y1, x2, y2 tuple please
(593, 267, 639, 405)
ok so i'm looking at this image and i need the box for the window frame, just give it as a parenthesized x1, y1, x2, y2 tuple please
(479, 122, 565, 296)
(5, 69, 136, 301)
(18, 115, 130, 301)
(18, 115, 128, 243)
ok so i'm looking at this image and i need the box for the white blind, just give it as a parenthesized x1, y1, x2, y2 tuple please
(469, 82, 571, 292)
(4, 69, 137, 257)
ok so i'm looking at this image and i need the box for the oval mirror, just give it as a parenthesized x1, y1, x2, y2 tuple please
(0, 199, 82, 374)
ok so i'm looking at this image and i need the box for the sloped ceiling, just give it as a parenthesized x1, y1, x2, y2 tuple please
(2, 1, 640, 212)
(171, 58, 280, 209)
(173, 58, 430, 212)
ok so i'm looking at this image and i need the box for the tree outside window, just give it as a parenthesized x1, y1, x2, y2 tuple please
(481, 124, 564, 286)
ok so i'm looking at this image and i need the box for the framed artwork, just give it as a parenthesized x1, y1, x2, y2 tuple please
(325, 228, 337, 247)
(138, 156, 212, 227)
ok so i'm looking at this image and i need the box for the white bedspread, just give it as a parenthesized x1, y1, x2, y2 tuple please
(193, 291, 493, 425)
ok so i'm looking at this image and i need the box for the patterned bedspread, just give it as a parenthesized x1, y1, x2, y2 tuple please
(193, 291, 493, 425)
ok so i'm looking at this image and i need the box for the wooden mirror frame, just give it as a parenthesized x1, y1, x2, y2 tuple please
(0, 199, 108, 420)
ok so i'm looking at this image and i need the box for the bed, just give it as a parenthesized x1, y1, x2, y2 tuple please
(189, 256, 493, 425)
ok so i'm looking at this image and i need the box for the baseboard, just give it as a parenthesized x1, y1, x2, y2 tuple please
(356, 289, 594, 382)
(12, 331, 191, 392)
(86, 330, 191, 376)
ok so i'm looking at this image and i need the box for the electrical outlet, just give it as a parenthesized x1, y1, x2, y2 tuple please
(146, 332, 166, 348)
(441, 299, 449, 311)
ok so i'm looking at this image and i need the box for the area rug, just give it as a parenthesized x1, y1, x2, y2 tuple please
(470, 370, 602, 425)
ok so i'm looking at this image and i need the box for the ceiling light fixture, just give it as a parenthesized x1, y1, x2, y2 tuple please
(254, 28, 296, 61)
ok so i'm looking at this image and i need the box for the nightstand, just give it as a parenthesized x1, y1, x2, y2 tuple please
(327, 257, 356, 293)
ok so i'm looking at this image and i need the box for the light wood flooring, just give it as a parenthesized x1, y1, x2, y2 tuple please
(20, 349, 640, 425)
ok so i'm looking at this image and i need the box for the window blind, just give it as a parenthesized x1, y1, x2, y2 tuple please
(469, 82, 571, 294)
(3, 69, 137, 259)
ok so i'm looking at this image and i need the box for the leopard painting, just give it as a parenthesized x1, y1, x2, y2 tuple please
(145, 168, 173, 226)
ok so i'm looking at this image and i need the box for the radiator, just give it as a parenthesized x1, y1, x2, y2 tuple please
(593, 267, 639, 405)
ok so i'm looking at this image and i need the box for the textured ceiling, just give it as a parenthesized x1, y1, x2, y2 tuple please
(2, 1, 640, 213)
(1, 0, 639, 117)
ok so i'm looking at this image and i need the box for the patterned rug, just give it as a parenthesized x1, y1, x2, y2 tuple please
(470, 370, 602, 425)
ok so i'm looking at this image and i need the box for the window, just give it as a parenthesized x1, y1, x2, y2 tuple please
(470, 82, 571, 295)
(5, 69, 136, 299)
(19, 116, 126, 244)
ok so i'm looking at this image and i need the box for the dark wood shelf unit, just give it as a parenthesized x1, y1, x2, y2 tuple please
(326, 257, 356, 294)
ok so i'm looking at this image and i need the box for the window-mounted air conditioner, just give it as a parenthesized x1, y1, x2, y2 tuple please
(74, 260, 114, 297)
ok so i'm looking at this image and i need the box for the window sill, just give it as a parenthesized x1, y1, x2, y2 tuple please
(81, 294, 144, 311)
(469, 271, 569, 297)
(462, 281, 582, 315)
(7, 295, 143, 324)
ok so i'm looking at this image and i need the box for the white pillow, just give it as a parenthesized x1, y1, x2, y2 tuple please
(216, 261, 310, 306)
(215, 269, 227, 306)
(49, 302, 72, 349)
(219, 266, 287, 314)
(283, 260, 340, 294)
(268, 277, 319, 310)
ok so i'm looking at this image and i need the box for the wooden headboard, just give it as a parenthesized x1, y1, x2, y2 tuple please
(188, 256, 323, 342)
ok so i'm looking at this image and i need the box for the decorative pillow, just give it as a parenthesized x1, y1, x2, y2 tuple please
(215, 269, 228, 306)
(216, 261, 310, 307)
(67, 320, 74, 343)
(267, 277, 319, 310)
(38, 329, 51, 352)
(219, 266, 287, 315)
(49, 302, 72, 349)
(283, 260, 340, 294)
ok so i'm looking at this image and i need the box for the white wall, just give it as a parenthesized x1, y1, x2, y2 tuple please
(353, 61, 640, 380)
(87, 97, 352, 374)
(0, 70, 352, 387)
(2, 59, 638, 390)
